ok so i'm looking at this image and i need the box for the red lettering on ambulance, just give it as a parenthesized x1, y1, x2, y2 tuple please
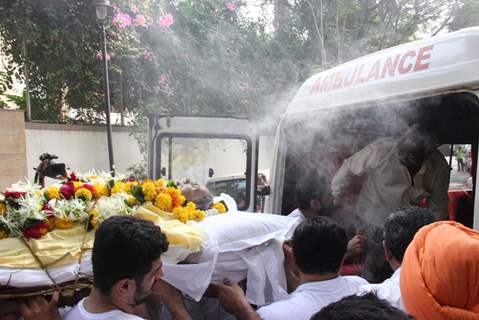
(381, 54, 400, 78)
(343, 66, 357, 87)
(333, 71, 344, 89)
(414, 45, 434, 71)
(354, 64, 366, 84)
(310, 77, 322, 94)
(367, 60, 381, 81)
(398, 50, 416, 74)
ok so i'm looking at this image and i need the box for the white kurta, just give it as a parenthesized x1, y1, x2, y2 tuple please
(257, 276, 368, 320)
(331, 138, 449, 227)
(359, 267, 404, 311)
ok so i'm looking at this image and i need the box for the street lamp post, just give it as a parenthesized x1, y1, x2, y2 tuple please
(92, 0, 115, 176)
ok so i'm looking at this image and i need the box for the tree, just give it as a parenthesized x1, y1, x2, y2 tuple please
(447, 0, 479, 31)
(0, 0, 305, 122)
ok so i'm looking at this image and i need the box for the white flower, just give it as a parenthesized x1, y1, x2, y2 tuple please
(7, 180, 42, 194)
(94, 193, 133, 223)
(51, 198, 89, 221)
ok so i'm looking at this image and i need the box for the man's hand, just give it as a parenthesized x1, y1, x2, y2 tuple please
(213, 278, 260, 320)
(152, 280, 191, 320)
(346, 234, 367, 258)
(18, 291, 61, 320)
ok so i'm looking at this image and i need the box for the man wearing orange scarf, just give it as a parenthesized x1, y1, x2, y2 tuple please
(400, 221, 479, 319)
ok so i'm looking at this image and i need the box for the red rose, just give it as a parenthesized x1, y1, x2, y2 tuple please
(3, 191, 26, 199)
(60, 183, 75, 200)
(69, 172, 79, 181)
(43, 203, 55, 218)
(23, 222, 49, 239)
(80, 184, 96, 194)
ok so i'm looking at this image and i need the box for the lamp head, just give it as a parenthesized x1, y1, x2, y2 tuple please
(92, 0, 112, 21)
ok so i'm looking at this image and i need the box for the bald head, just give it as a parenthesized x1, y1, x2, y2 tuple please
(181, 183, 213, 210)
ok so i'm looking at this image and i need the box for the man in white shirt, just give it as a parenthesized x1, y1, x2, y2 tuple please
(286, 175, 366, 291)
(359, 206, 436, 311)
(331, 126, 448, 227)
(63, 216, 191, 320)
(213, 216, 368, 320)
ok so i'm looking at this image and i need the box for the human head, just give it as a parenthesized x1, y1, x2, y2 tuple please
(92, 216, 169, 305)
(311, 293, 413, 320)
(181, 182, 213, 210)
(400, 221, 479, 319)
(397, 126, 438, 169)
(383, 206, 436, 266)
(292, 216, 347, 275)
(257, 173, 267, 186)
(294, 174, 332, 216)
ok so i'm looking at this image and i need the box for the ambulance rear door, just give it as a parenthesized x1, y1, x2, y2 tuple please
(147, 115, 259, 212)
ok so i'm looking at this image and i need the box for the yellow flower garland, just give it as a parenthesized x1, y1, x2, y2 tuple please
(47, 186, 61, 200)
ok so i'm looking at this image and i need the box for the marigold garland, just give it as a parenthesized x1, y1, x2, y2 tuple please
(75, 188, 93, 202)
(213, 202, 227, 214)
(0, 172, 228, 238)
(47, 186, 61, 200)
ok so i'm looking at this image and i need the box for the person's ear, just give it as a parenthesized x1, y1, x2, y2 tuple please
(113, 278, 135, 299)
(310, 199, 321, 214)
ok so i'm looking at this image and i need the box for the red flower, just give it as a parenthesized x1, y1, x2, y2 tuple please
(60, 183, 75, 200)
(80, 184, 95, 193)
(3, 191, 26, 199)
(69, 172, 79, 182)
(419, 197, 429, 207)
(43, 203, 55, 218)
(23, 222, 49, 239)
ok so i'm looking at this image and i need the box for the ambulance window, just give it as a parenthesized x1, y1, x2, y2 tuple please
(158, 136, 250, 210)
(445, 144, 473, 191)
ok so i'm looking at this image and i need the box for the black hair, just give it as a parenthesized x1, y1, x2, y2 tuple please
(311, 293, 413, 320)
(92, 216, 169, 295)
(295, 175, 329, 210)
(384, 206, 436, 263)
(292, 216, 347, 275)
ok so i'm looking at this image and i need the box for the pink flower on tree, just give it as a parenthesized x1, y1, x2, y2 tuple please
(131, 4, 139, 13)
(226, 2, 237, 12)
(112, 12, 132, 29)
(96, 51, 111, 61)
(158, 13, 174, 28)
(159, 74, 170, 83)
(143, 48, 154, 61)
(134, 14, 147, 27)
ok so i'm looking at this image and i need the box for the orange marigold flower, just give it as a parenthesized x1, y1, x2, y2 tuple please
(0, 202, 6, 215)
(213, 202, 227, 214)
(47, 186, 61, 200)
(94, 183, 110, 197)
(155, 193, 172, 212)
(75, 188, 93, 201)
(54, 218, 76, 229)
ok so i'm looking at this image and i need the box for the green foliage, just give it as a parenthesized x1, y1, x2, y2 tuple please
(0, 0, 475, 124)
(448, 0, 479, 31)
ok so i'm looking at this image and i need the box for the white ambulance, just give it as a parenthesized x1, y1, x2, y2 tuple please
(148, 26, 479, 229)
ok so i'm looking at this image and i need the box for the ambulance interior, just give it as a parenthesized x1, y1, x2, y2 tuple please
(280, 92, 479, 228)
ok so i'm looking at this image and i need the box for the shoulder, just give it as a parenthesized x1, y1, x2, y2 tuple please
(351, 138, 395, 161)
(257, 297, 308, 320)
(342, 275, 369, 287)
(428, 149, 449, 168)
(288, 208, 304, 219)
